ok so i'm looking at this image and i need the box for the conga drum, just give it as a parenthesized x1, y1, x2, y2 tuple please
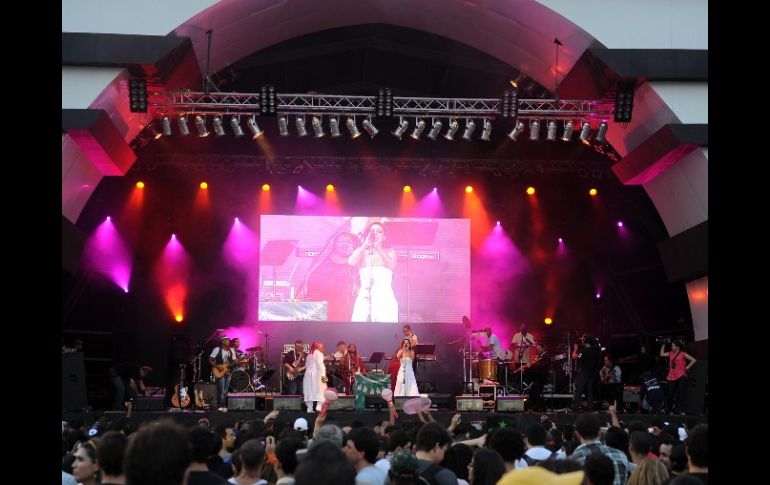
(479, 359, 498, 381)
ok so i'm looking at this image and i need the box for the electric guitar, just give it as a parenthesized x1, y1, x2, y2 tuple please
(212, 357, 248, 379)
(195, 388, 206, 408)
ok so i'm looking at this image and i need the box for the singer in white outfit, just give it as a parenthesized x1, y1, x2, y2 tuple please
(348, 222, 399, 322)
(394, 338, 419, 396)
(303, 342, 328, 412)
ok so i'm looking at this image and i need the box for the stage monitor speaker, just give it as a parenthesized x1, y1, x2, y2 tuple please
(329, 395, 356, 411)
(273, 395, 302, 411)
(456, 395, 483, 412)
(62, 352, 88, 411)
(496, 396, 525, 412)
(394, 396, 421, 411)
(428, 394, 453, 410)
(364, 396, 386, 410)
(228, 393, 256, 410)
(685, 360, 707, 415)
(134, 397, 164, 411)
(623, 386, 641, 404)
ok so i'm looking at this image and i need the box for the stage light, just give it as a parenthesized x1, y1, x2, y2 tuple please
(480, 119, 493, 141)
(212, 116, 226, 137)
(362, 118, 379, 138)
(230, 117, 244, 137)
(392, 118, 409, 140)
(579, 122, 591, 144)
(445, 119, 459, 140)
(561, 120, 574, 141)
(329, 116, 341, 137)
(161, 116, 172, 136)
(411, 118, 426, 140)
(177, 116, 190, 136)
(195, 115, 209, 137)
(544, 317, 553, 325)
(147, 123, 161, 139)
(136, 181, 145, 189)
(200, 182, 208, 189)
(247, 117, 263, 138)
(508, 121, 525, 141)
(427, 119, 443, 140)
(589, 188, 598, 196)
(558, 237, 563, 243)
(312, 116, 325, 138)
(326, 184, 335, 192)
(595, 122, 608, 143)
(128, 78, 147, 113)
(278, 115, 289, 136)
(234, 217, 239, 222)
(596, 293, 602, 299)
(614, 81, 635, 123)
(526, 186, 535, 195)
(529, 120, 540, 140)
(496, 220, 501, 226)
(546, 121, 557, 141)
(617, 221, 624, 227)
(462, 120, 476, 141)
(403, 185, 412, 193)
(175, 314, 184, 322)
(295, 116, 308, 137)
(465, 186, 473, 193)
(346, 117, 361, 139)
(262, 184, 270, 191)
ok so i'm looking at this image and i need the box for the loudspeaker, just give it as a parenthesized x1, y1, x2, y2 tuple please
(329, 395, 356, 411)
(479, 385, 497, 410)
(394, 396, 420, 411)
(685, 360, 708, 415)
(623, 386, 641, 403)
(134, 397, 164, 411)
(456, 395, 483, 412)
(273, 395, 302, 411)
(62, 352, 88, 411)
(228, 393, 256, 411)
(428, 394, 453, 410)
(496, 396, 525, 412)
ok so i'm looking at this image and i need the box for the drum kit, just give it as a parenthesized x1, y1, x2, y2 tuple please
(229, 347, 274, 392)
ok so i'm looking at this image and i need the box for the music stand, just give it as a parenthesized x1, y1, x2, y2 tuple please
(368, 352, 385, 372)
(384, 220, 439, 322)
(260, 240, 298, 300)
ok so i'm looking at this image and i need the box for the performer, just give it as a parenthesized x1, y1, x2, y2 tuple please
(394, 338, 419, 396)
(511, 324, 537, 366)
(303, 232, 358, 321)
(598, 354, 623, 410)
(661, 339, 696, 415)
(402, 325, 418, 346)
(332, 340, 348, 360)
(387, 344, 403, 392)
(109, 362, 152, 410)
(571, 335, 601, 412)
(341, 343, 366, 394)
(303, 341, 328, 412)
(282, 340, 306, 396)
(348, 222, 399, 322)
(480, 327, 503, 359)
(230, 338, 247, 369)
(209, 337, 234, 411)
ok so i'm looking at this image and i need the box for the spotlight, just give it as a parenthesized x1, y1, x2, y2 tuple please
(212, 116, 226, 137)
(617, 221, 624, 227)
(136, 181, 145, 189)
(247, 117, 263, 138)
(558, 237, 563, 243)
(403, 185, 412, 192)
(427, 119, 443, 140)
(589, 188, 598, 196)
(312, 116, 325, 138)
(230, 117, 244, 137)
(544, 317, 553, 325)
(579, 122, 591, 144)
(529, 120, 540, 140)
(526, 186, 535, 195)
(561, 120, 574, 141)
(508, 121, 525, 141)
(465, 186, 473, 193)
(392, 118, 409, 140)
(278, 115, 289, 136)
(595, 122, 608, 143)
(295, 116, 308, 137)
(362, 118, 379, 138)
(329, 116, 341, 137)
(326, 184, 334, 192)
(546, 121, 557, 141)
(177, 116, 190, 136)
(445, 119, 460, 140)
(346, 117, 361, 139)
(200, 182, 208, 189)
(480, 119, 493, 141)
(161, 116, 172, 136)
(462, 120, 476, 141)
(411, 118, 426, 140)
(195, 115, 209, 137)
(128, 79, 148, 113)
(262, 184, 270, 191)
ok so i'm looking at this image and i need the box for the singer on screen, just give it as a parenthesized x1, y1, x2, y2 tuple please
(348, 221, 399, 322)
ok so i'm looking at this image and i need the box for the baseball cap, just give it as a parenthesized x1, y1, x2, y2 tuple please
(294, 417, 309, 431)
(498, 467, 584, 485)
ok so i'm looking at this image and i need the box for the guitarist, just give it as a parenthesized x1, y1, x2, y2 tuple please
(282, 340, 307, 395)
(209, 336, 235, 411)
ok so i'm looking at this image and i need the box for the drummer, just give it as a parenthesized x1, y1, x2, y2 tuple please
(231, 338, 247, 368)
(480, 327, 504, 359)
(511, 324, 538, 367)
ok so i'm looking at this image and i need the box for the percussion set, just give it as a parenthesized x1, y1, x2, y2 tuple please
(229, 347, 273, 392)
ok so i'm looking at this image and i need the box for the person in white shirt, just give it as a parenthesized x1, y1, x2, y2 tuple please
(228, 439, 267, 485)
(343, 427, 387, 485)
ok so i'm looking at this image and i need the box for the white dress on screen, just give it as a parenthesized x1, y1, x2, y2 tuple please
(351, 266, 399, 322)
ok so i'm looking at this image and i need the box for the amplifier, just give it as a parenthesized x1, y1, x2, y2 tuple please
(456, 395, 483, 412)
(623, 386, 641, 403)
(497, 396, 525, 412)
(272, 395, 303, 411)
(329, 395, 356, 411)
(227, 393, 256, 410)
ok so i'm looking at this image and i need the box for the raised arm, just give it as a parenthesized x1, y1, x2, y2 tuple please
(659, 345, 667, 357)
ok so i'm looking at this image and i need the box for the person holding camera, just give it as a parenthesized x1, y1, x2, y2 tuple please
(571, 335, 601, 412)
(660, 339, 696, 415)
